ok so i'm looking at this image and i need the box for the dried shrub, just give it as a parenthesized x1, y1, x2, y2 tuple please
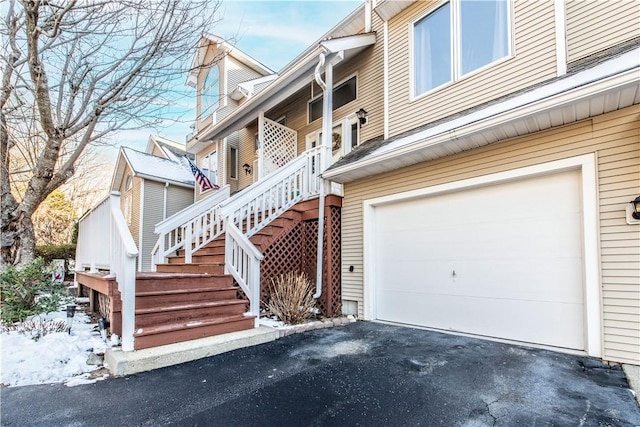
(266, 272, 315, 325)
(1, 317, 69, 340)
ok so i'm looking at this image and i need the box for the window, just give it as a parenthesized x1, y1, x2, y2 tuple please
(229, 147, 238, 180)
(308, 75, 357, 122)
(414, 0, 510, 96)
(123, 175, 132, 225)
(202, 66, 220, 115)
(200, 151, 218, 191)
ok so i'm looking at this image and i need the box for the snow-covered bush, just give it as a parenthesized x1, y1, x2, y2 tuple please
(266, 272, 315, 324)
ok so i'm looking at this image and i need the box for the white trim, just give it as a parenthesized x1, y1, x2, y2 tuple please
(325, 51, 640, 182)
(222, 56, 228, 108)
(307, 73, 358, 124)
(363, 154, 602, 357)
(555, 0, 567, 76)
(383, 20, 390, 139)
(229, 146, 239, 180)
(137, 180, 145, 273)
(410, 0, 514, 100)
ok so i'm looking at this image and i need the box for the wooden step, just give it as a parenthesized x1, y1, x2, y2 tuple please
(168, 253, 224, 264)
(155, 263, 224, 275)
(135, 300, 248, 328)
(136, 287, 239, 308)
(133, 315, 255, 350)
(135, 274, 233, 293)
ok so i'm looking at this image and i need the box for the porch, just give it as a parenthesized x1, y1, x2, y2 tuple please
(75, 148, 343, 351)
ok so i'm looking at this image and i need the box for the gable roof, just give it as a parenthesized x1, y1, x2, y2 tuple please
(145, 135, 194, 162)
(187, 33, 275, 88)
(110, 146, 195, 191)
(324, 40, 640, 183)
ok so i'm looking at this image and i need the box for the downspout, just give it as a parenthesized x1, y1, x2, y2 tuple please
(313, 51, 332, 299)
(163, 182, 169, 220)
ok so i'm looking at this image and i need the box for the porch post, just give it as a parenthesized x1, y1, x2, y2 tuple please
(258, 111, 265, 180)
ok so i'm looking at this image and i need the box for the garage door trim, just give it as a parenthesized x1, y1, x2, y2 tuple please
(362, 154, 601, 357)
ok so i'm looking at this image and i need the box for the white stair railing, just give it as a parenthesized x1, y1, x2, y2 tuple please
(76, 192, 138, 352)
(224, 222, 263, 326)
(219, 147, 323, 319)
(152, 185, 230, 268)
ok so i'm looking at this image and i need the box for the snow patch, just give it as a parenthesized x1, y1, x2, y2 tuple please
(1, 308, 112, 387)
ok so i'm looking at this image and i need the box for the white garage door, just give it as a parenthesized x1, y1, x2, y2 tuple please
(373, 170, 585, 350)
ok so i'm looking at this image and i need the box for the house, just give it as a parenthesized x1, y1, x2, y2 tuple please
(76, 0, 639, 366)
(110, 136, 195, 271)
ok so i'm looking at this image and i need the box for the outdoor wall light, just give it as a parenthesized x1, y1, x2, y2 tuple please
(242, 163, 253, 175)
(356, 108, 368, 126)
(630, 196, 640, 220)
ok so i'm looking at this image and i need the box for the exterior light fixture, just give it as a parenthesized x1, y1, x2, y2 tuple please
(356, 108, 368, 126)
(242, 163, 253, 175)
(631, 195, 640, 220)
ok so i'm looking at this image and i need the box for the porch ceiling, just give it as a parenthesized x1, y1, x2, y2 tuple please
(189, 32, 377, 153)
(324, 48, 640, 184)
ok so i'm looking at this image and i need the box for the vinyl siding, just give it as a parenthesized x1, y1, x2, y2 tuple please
(341, 105, 640, 364)
(194, 143, 221, 202)
(387, 0, 557, 137)
(140, 180, 164, 271)
(238, 126, 257, 191)
(166, 185, 194, 218)
(566, 0, 640, 63)
(227, 56, 264, 91)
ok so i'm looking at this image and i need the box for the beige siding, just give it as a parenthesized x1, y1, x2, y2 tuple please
(227, 56, 264, 91)
(150, 145, 165, 158)
(386, 0, 557, 137)
(342, 105, 640, 364)
(140, 180, 164, 271)
(238, 126, 257, 191)
(566, 0, 640, 63)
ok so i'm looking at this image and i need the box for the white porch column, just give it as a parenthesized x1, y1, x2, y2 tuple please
(258, 111, 265, 180)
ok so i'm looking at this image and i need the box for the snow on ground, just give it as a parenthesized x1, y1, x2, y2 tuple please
(0, 305, 112, 387)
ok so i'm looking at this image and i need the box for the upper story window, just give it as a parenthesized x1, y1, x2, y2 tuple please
(202, 66, 220, 115)
(413, 0, 510, 96)
(308, 75, 357, 122)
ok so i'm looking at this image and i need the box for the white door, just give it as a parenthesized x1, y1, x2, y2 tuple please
(372, 170, 585, 350)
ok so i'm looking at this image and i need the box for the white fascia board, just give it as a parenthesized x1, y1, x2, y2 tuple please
(320, 33, 377, 53)
(109, 148, 127, 192)
(325, 48, 640, 181)
(374, 0, 417, 21)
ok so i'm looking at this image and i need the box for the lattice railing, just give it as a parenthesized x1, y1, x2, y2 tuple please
(262, 118, 297, 176)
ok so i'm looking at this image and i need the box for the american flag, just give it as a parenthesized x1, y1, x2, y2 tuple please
(186, 157, 218, 191)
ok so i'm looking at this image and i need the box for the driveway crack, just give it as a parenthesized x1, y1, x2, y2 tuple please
(484, 399, 499, 427)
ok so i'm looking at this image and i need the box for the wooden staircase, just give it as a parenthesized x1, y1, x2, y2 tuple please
(136, 208, 306, 350)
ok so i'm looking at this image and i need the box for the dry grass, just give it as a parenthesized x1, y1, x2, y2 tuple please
(266, 272, 315, 325)
(1, 317, 69, 339)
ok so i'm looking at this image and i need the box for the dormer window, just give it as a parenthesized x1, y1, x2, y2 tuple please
(202, 66, 220, 115)
(413, 0, 511, 97)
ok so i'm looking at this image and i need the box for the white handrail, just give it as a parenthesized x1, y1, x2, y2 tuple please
(152, 185, 230, 266)
(75, 192, 138, 352)
(224, 222, 263, 323)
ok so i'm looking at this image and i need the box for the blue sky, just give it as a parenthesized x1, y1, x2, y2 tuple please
(110, 0, 362, 154)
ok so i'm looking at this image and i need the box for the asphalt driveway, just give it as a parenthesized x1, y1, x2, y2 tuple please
(2, 322, 639, 426)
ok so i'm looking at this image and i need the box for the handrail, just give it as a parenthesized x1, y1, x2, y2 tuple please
(224, 222, 263, 323)
(152, 185, 230, 266)
(75, 191, 138, 352)
(155, 184, 230, 234)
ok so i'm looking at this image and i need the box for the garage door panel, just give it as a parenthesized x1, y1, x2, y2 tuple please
(377, 290, 584, 349)
(372, 170, 585, 350)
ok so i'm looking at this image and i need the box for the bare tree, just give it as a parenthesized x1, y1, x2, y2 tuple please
(1, 0, 221, 267)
